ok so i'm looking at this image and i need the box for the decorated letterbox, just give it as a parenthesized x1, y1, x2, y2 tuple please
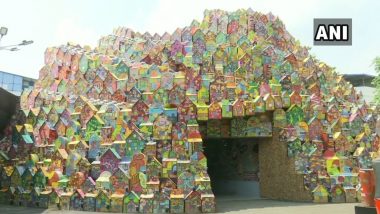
(21, 168, 34, 191)
(198, 87, 210, 103)
(170, 189, 185, 214)
(39, 189, 53, 208)
(11, 166, 24, 188)
(174, 72, 186, 89)
(96, 171, 112, 191)
(253, 96, 265, 112)
(69, 172, 86, 191)
(187, 123, 202, 140)
(125, 130, 146, 160)
(70, 189, 85, 211)
(153, 191, 170, 213)
(333, 132, 348, 155)
(244, 100, 255, 116)
(143, 92, 155, 105)
(162, 158, 177, 178)
(33, 168, 47, 189)
(176, 160, 190, 176)
(169, 86, 186, 107)
(131, 100, 149, 125)
(83, 192, 97, 212)
(144, 141, 157, 158)
(147, 157, 162, 181)
(185, 190, 202, 213)
(196, 175, 212, 193)
(263, 94, 275, 111)
(161, 71, 174, 90)
(176, 171, 195, 195)
(60, 191, 73, 210)
(22, 189, 33, 207)
(286, 105, 304, 125)
(90, 161, 101, 180)
(201, 193, 215, 213)
(208, 102, 222, 119)
(171, 122, 186, 141)
(273, 95, 283, 109)
(312, 184, 329, 203)
(129, 153, 147, 193)
(349, 113, 364, 136)
(196, 102, 209, 121)
(344, 187, 357, 203)
(123, 191, 140, 213)
(100, 148, 121, 174)
(140, 193, 154, 213)
(96, 190, 111, 212)
(331, 185, 345, 203)
(65, 152, 82, 177)
(232, 99, 245, 117)
(281, 91, 291, 108)
(112, 141, 126, 158)
(153, 115, 172, 140)
(30, 187, 43, 207)
(110, 193, 124, 213)
(160, 178, 176, 195)
(147, 178, 160, 193)
(274, 109, 286, 128)
(48, 189, 61, 208)
(326, 155, 343, 176)
(221, 100, 233, 118)
(139, 122, 153, 138)
(186, 91, 198, 103)
(83, 177, 96, 193)
(110, 167, 130, 194)
(178, 97, 197, 122)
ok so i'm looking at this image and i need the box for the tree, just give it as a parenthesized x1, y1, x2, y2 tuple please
(372, 57, 380, 104)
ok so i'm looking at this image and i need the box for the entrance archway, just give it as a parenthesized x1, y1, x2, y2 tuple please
(203, 137, 263, 198)
(198, 117, 273, 199)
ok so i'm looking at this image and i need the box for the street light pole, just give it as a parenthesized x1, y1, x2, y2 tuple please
(0, 27, 33, 51)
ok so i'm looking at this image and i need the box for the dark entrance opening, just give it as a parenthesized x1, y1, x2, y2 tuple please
(203, 137, 260, 198)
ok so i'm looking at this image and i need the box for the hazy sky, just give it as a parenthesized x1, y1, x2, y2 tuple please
(0, 0, 379, 79)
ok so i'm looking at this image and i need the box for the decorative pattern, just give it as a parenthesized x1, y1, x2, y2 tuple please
(0, 8, 377, 213)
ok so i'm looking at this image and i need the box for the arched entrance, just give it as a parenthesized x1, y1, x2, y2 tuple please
(198, 114, 273, 199)
(203, 136, 264, 198)
(198, 111, 312, 201)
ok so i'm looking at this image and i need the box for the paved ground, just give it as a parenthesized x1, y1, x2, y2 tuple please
(217, 198, 360, 213)
(0, 198, 360, 214)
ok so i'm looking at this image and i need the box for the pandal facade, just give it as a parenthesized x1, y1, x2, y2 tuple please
(0, 8, 378, 213)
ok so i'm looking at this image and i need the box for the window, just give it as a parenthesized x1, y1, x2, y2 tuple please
(14, 76, 22, 85)
(13, 83, 22, 92)
(3, 73, 13, 84)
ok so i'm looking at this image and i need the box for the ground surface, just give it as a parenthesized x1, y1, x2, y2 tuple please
(0, 198, 360, 214)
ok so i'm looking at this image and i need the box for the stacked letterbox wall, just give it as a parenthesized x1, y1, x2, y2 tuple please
(0, 8, 378, 211)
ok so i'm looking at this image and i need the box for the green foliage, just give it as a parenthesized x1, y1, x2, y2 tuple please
(372, 57, 380, 104)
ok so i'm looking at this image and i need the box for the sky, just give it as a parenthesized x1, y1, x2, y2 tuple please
(0, 0, 379, 79)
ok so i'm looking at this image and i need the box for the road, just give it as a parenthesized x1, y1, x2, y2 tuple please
(0, 198, 360, 214)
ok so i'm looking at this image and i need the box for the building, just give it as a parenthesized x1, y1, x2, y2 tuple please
(0, 71, 35, 96)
